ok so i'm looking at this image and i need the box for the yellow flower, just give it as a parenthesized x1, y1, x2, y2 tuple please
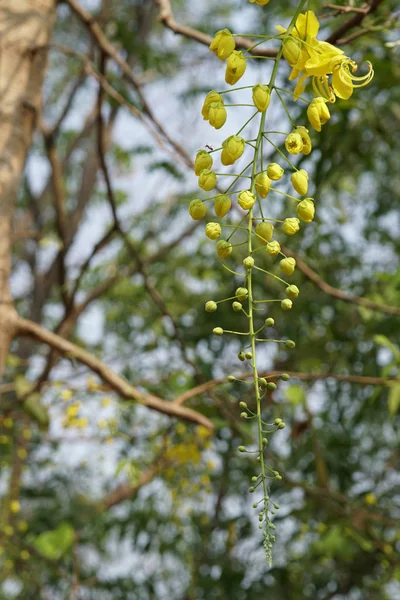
(296, 126, 312, 155)
(282, 38, 301, 66)
(214, 194, 231, 217)
(225, 51, 247, 85)
(307, 97, 330, 132)
(189, 199, 207, 220)
(194, 150, 213, 175)
(205, 301, 217, 313)
(280, 257, 296, 275)
(331, 57, 374, 100)
(285, 131, 303, 155)
(198, 169, 217, 191)
(267, 163, 284, 180)
(291, 169, 308, 196)
(101, 397, 112, 407)
(364, 493, 377, 506)
(249, 0, 270, 5)
(255, 171, 271, 197)
(266, 241, 281, 256)
(297, 198, 315, 222)
(216, 240, 232, 258)
(221, 135, 245, 165)
(209, 29, 235, 61)
(208, 102, 227, 129)
(10, 500, 21, 514)
(202, 90, 223, 120)
(238, 190, 256, 210)
(61, 390, 73, 401)
(283, 217, 300, 235)
(205, 222, 221, 240)
(252, 85, 271, 112)
(255, 222, 274, 244)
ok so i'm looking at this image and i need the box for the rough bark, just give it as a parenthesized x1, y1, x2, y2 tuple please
(0, 0, 56, 378)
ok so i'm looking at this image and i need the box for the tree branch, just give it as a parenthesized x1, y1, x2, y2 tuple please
(14, 316, 214, 429)
(174, 371, 399, 406)
(281, 246, 400, 317)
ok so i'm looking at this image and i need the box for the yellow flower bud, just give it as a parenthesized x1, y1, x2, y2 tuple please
(243, 256, 255, 269)
(280, 257, 296, 275)
(202, 90, 223, 120)
(286, 285, 299, 299)
(208, 102, 227, 129)
(189, 199, 207, 220)
(285, 131, 304, 155)
(255, 171, 271, 198)
(282, 38, 301, 66)
(216, 240, 232, 258)
(291, 169, 308, 196)
(214, 194, 231, 218)
(255, 222, 274, 244)
(307, 97, 330, 132)
(205, 222, 221, 240)
(221, 135, 245, 165)
(213, 327, 223, 336)
(266, 240, 281, 256)
(238, 190, 256, 210)
(205, 301, 217, 312)
(267, 163, 284, 181)
(198, 169, 217, 191)
(281, 299, 293, 311)
(296, 126, 312, 155)
(235, 287, 248, 302)
(252, 84, 271, 112)
(297, 198, 315, 223)
(249, 0, 270, 4)
(225, 51, 247, 85)
(283, 217, 300, 235)
(209, 29, 235, 61)
(194, 150, 213, 175)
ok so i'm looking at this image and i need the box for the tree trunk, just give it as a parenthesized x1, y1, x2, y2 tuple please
(0, 0, 56, 379)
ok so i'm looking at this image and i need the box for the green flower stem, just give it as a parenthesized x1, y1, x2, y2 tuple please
(245, 0, 308, 566)
(270, 187, 300, 201)
(225, 161, 253, 192)
(274, 86, 309, 104)
(253, 265, 290, 285)
(220, 263, 246, 277)
(274, 87, 297, 128)
(263, 135, 297, 169)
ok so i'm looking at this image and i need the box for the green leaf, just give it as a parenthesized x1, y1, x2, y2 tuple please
(388, 384, 400, 416)
(24, 394, 49, 429)
(285, 384, 306, 405)
(32, 523, 74, 560)
(374, 335, 400, 361)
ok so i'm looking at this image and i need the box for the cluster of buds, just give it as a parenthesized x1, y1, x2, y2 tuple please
(188, 0, 373, 564)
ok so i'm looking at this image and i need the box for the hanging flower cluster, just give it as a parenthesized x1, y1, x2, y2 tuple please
(189, 1, 373, 564)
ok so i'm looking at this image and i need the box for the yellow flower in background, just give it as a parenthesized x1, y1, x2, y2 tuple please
(225, 51, 247, 85)
(307, 97, 331, 132)
(209, 29, 235, 61)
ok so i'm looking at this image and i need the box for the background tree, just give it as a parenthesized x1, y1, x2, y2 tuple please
(0, 0, 399, 598)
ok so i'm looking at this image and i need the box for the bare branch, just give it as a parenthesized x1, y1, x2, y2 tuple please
(281, 246, 400, 317)
(174, 371, 399, 406)
(15, 316, 214, 429)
